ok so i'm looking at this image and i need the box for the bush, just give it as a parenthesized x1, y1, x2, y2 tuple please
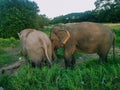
(0, 0, 51, 38)
(112, 27, 120, 47)
(0, 37, 19, 47)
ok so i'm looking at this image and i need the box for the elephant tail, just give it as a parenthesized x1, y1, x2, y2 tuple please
(113, 33, 116, 62)
(40, 38, 52, 66)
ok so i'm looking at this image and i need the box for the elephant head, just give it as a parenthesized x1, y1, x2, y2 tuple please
(50, 26, 70, 49)
(50, 26, 71, 60)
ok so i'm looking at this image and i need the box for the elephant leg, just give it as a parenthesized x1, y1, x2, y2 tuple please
(64, 55, 72, 68)
(71, 55, 76, 68)
(24, 55, 29, 65)
(31, 61, 42, 68)
(35, 63, 42, 68)
(52, 50, 58, 61)
(52, 46, 58, 61)
(98, 45, 111, 63)
(102, 54, 108, 62)
(98, 53, 108, 63)
(45, 59, 51, 68)
(64, 46, 76, 68)
(31, 61, 36, 67)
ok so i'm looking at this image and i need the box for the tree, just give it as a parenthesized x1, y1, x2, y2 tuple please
(35, 14, 50, 29)
(94, 0, 120, 22)
(0, 0, 39, 38)
(51, 11, 97, 24)
(50, 0, 120, 24)
(95, 0, 120, 10)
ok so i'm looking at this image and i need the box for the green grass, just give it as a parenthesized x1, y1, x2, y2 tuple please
(0, 25, 120, 90)
(0, 58, 120, 90)
(112, 28, 120, 47)
(41, 28, 51, 36)
(0, 53, 19, 67)
(0, 37, 19, 47)
(0, 37, 20, 67)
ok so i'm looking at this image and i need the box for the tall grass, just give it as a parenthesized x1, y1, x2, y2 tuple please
(0, 37, 19, 47)
(0, 37, 20, 67)
(112, 28, 120, 47)
(0, 58, 120, 90)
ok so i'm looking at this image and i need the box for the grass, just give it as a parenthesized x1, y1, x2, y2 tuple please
(41, 28, 51, 36)
(0, 53, 18, 67)
(112, 28, 120, 47)
(0, 37, 20, 67)
(0, 37, 19, 47)
(1, 58, 120, 90)
(0, 24, 120, 90)
(104, 23, 120, 47)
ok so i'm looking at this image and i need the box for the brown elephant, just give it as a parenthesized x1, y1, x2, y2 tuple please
(50, 22, 116, 68)
(18, 29, 52, 68)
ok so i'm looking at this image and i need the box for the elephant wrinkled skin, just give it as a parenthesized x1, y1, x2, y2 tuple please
(18, 29, 52, 68)
(50, 22, 116, 68)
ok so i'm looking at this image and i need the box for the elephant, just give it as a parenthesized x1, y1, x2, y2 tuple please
(50, 22, 116, 68)
(18, 29, 52, 68)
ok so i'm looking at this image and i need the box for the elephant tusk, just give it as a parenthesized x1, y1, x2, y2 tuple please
(63, 30, 70, 44)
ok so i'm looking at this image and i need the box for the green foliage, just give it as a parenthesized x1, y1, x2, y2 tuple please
(0, 0, 39, 38)
(0, 37, 19, 47)
(92, 0, 120, 23)
(0, 38, 19, 67)
(0, 74, 11, 89)
(94, 0, 120, 10)
(51, 0, 120, 24)
(0, 53, 18, 68)
(41, 28, 52, 36)
(35, 14, 50, 29)
(1, 58, 120, 90)
(112, 28, 120, 47)
(51, 11, 97, 24)
(0, 47, 5, 55)
(0, 0, 50, 38)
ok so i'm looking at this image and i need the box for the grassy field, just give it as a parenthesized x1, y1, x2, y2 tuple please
(0, 37, 20, 68)
(0, 24, 120, 90)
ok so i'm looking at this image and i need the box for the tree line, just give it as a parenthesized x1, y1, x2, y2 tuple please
(51, 0, 120, 24)
(0, 0, 50, 38)
(0, 0, 120, 38)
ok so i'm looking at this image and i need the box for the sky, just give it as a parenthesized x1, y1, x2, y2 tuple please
(32, 0, 96, 18)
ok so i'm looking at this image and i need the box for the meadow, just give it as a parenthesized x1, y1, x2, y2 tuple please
(0, 24, 120, 90)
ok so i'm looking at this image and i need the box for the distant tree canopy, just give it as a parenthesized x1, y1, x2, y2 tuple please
(94, 0, 120, 10)
(94, 0, 120, 22)
(51, 0, 120, 24)
(51, 11, 97, 24)
(0, 0, 120, 38)
(0, 0, 50, 38)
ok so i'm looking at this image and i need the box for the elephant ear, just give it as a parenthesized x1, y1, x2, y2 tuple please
(18, 33, 21, 38)
(56, 29, 70, 44)
(18, 33, 20, 38)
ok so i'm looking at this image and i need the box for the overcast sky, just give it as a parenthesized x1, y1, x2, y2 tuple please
(32, 0, 96, 18)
